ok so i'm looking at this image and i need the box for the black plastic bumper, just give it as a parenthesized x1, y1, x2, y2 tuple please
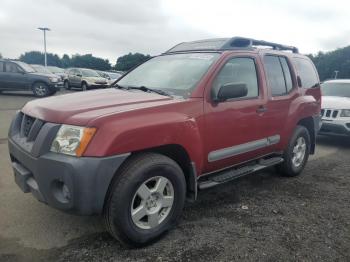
(9, 138, 129, 215)
(319, 122, 350, 136)
(48, 82, 63, 90)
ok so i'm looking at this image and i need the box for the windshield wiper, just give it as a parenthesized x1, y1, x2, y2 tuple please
(114, 83, 128, 89)
(127, 86, 172, 97)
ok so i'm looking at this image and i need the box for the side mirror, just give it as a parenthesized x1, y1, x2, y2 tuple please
(215, 82, 248, 102)
(76, 74, 82, 77)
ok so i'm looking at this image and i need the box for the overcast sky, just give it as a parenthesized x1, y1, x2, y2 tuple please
(1, 0, 349, 63)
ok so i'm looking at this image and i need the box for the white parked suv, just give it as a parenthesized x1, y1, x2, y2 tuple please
(320, 79, 350, 136)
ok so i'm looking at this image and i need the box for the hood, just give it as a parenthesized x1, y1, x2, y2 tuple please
(322, 96, 350, 109)
(28, 72, 58, 78)
(22, 89, 176, 125)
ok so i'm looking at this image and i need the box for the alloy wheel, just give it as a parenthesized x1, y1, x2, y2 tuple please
(131, 176, 174, 230)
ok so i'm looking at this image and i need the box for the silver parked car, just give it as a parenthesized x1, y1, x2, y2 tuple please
(64, 68, 108, 90)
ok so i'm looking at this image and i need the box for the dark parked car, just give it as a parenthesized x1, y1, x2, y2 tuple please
(64, 68, 108, 90)
(0, 60, 62, 97)
(47, 66, 68, 81)
(30, 64, 64, 88)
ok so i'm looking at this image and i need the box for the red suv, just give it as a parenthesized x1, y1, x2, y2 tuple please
(8, 37, 321, 247)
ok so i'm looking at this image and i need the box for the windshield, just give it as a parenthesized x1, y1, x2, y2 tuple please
(15, 61, 35, 73)
(31, 65, 52, 74)
(117, 53, 220, 98)
(81, 69, 100, 77)
(321, 82, 350, 98)
(47, 66, 64, 73)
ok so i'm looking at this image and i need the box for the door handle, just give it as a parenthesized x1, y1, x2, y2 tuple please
(256, 105, 267, 113)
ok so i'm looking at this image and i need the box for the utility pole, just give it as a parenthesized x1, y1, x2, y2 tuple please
(37, 27, 50, 67)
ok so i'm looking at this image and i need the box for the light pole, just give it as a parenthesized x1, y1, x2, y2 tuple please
(37, 27, 50, 67)
(334, 70, 339, 79)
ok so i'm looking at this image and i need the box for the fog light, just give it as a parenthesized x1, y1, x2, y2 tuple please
(62, 184, 71, 201)
(52, 180, 71, 204)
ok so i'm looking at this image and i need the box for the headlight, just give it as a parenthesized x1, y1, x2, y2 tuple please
(50, 125, 96, 157)
(340, 109, 350, 117)
(49, 77, 59, 83)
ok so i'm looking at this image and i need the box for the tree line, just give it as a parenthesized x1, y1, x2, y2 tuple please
(16, 51, 151, 71)
(1, 45, 349, 78)
(308, 46, 350, 81)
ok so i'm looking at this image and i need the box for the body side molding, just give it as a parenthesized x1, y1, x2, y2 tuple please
(208, 135, 280, 162)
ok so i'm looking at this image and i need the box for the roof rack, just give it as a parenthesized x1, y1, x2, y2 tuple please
(165, 37, 299, 54)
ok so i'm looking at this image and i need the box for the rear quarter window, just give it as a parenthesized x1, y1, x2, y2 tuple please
(293, 58, 319, 88)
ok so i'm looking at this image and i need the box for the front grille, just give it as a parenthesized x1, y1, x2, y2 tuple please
(321, 109, 339, 119)
(18, 113, 45, 142)
(23, 115, 35, 136)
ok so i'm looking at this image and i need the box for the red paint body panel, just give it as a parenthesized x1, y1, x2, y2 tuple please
(21, 50, 321, 176)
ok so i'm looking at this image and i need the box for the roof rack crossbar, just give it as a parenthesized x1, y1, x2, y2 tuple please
(165, 36, 299, 54)
(230, 37, 299, 53)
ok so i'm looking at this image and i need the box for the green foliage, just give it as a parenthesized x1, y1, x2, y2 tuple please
(61, 54, 71, 68)
(70, 54, 111, 70)
(115, 52, 151, 71)
(19, 51, 62, 67)
(309, 46, 350, 81)
(0, 53, 2, 59)
(18, 51, 111, 70)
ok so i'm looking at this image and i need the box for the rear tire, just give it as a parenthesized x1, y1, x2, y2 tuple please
(32, 82, 50, 97)
(104, 153, 186, 247)
(278, 125, 310, 177)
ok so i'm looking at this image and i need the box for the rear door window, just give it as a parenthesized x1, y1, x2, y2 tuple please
(293, 58, 319, 88)
(264, 55, 294, 96)
(279, 57, 293, 92)
(264, 56, 286, 96)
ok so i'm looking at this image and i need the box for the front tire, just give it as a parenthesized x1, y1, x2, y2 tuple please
(64, 81, 70, 90)
(104, 153, 186, 247)
(81, 82, 88, 91)
(32, 82, 50, 97)
(278, 125, 311, 177)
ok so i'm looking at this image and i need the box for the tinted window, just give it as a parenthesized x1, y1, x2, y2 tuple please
(280, 57, 293, 92)
(81, 69, 100, 77)
(212, 57, 259, 99)
(293, 58, 318, 88)
(264, 56, 286, 96)
(68, 69, 76, 75)
(5, 63, 20, 73)
(0, 62, 4, 72)
(15, 61, 35, 73)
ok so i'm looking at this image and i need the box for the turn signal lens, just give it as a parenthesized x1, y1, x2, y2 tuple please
(75, 127, 96, 157)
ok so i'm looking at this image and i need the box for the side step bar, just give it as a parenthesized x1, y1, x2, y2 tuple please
(198, 157, 283, 190)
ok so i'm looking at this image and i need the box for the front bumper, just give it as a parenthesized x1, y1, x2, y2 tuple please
(320, 117, 350, 136)
(319, 119, 350, 136)
(49, 81, 63, 90)
(8, 112, 129, 215)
